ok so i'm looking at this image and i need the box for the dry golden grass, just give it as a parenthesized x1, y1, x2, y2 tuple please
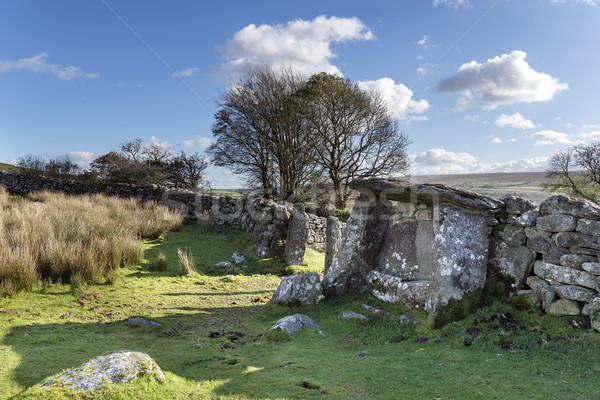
(177, 248, 196, 275)
(0, 185, 8, 207)
(0, 190, 183, 295)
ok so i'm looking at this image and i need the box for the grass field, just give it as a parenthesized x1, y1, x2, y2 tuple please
(1, 217, 599, 399)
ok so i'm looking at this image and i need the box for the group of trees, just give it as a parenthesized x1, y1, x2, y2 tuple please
(208, 67, 411, 209)
(16, 154, 80, 178)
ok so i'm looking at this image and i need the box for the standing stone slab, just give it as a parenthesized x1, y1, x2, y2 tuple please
(284, 203, 309, 265)
(43, 351, 165, 391)
(324, 216, 343, 274)
(367, 270, 430, 308)
(272, 272, 322, 306)
(488, 238, 535, 290)
(533, 261, 597, 289)
(536, 214, 577, 232)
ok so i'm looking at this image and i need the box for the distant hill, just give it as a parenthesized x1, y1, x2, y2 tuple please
(0, 162, 21, 172)
(409, 171, 550, 204)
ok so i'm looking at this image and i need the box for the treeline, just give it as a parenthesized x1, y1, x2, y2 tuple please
(16, 139, 207, 190)
(207, 66, 411, 209)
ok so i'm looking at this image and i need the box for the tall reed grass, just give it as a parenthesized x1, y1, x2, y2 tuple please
(0, 190, 183, 296)
(0, 185, 8, 207)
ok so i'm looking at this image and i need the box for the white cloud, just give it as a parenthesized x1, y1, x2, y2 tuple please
(0, 52, 99, 80)
(219, 15, 374, 78)
(491, 137, 503, 144)
(582, 124, 600, 130)
(417, 35, 429, 48)
(464, 114, 479, 122)
(357, 78, 429, 121)
(551, 0, 596, 5)
(436, 51, 568, 110)
(179, 136, 214, 149)
(432, 0, 470, 8)
(411, 148, 548, 175)
(416, 66, 427, 76)
(529, 129, 578, 146)
(67, 151, 96, 169)
(148, 136, 171, 149)
(494, 112, 536, 129)
(580, 131, 600, 140)
(173, 67, 200, 78)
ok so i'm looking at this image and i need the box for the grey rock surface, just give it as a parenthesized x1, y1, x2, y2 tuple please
(43, 350, 165, 391)
(550, 284, 595, 302)
(527, 276, 556, 310)
(216, 261, 233, 268)
(577, 218, 600, 237)
(547, 299, 581, 316)
(367, 270, 430, 308)
(525, 227, 552, 239)
(560, 254, 589, 270)
(324, 216, 343, 274)
(533, 261, 597, 289)
(284, 203, 309, 265)
(539, 195, 600, 219)
(269, 314, 320, 334)
(582, 262, 600, 275)
(497, 224, 527, 246)
(526, 237, 555, 254)
(272, 272, 322, 306)
(536, 214, 577, 232)
(502, 195, 537, 215)
(125, 317, 162, 328)
(342, 311, 368, 320)
(591, 312, 600, 332)
(556, 232, 600, 250)
(488, 239, 535, 289)
(232, 253, 247, 264)
(514, 210, 540, 227)
(588, 296, 600, 311)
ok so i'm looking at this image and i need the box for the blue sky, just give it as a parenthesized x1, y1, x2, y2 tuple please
(1, 0, 599, 188)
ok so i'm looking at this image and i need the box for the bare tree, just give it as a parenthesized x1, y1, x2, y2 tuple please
(168, 152, 208, 189)
(16, 154, 47, 173)
(298, 72, 411, 209)
(543, 142, 600, 203)
(208, 66, 317, 200)
(120, 138, 143, 162)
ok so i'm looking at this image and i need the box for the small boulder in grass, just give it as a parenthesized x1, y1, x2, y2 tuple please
(269, 314, 320, 334)
(232, 253, 247, 264)
(43, 350, 165, 391)
(216, 261, 233, 268)
(272, 272, 322, 306)
(125, 317, 162, 328)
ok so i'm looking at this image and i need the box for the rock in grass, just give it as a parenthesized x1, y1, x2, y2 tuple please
(342, 311, 368, 320)
(125, 317, 162, 328)
(232, 253, 247, 264)
(43, 350, 164, 391)
(269, 314, 320, 334)
(216, 261, 233, 268)
(272, 272, 322, 306)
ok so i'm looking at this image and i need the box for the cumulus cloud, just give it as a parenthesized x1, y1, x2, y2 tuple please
(491, 137, 503, 144)
(219, 15, 374, 78)
(148, 136, 171, 149)
(357, 78, 430, 121)
(529, 130, 577, 146)
(411, 148, 548, 175)
(66, 151, 96, 169)
(495, 112, 536, 129)
(173, 67, 200, 78)
(179, 136, 214, 149)
(0, 52, 99, 80)
(432, 0, 470, 8)
(436, 51, 568, 110)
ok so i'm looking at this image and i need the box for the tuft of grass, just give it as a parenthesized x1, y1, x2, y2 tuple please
(197, 210, 215, 234)
(0, 185, 8, 207)
(148, 253, 167, 271)
(177, 248, 197, 275)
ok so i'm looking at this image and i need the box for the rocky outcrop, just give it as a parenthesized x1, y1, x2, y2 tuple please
(272, 272, 322, 306)
(43, 351, 164, 391)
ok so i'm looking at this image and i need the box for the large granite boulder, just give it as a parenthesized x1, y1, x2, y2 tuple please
(284, 203, 309, 265)
(324, 216, 343, 274)
(43, 351, 165, 391)
(272, 272, 322, 306)
(539, 195, 600, 220)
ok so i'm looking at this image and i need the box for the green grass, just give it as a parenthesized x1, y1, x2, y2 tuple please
(1, 223, 600, 399)
(0, 162, 22, 172)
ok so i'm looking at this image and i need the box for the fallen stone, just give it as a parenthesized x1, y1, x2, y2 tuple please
(324, 216, 343, 274)
(527, 276, 556, 310)
(582, 262, 600, 275)
(588, 296, 600, 311)
(284, 203, 309, 265)
(560, 254, 589, 270)
(488, 239, 535, 290)
(367, 270, 430, 308)
(125, 317, 162, 328)
(269, 314, 320, 334)
(232, 253, 247, 264)
(501, 195, 537, 215)
(216, 261, 233, 268)
(342, 311, 368, 320)
(591, 312, 600, 332)
(497, 224, 527, 246)
(550, 284, 595, 302)
(514, 210, 540, 227)
(43, 351, 164, 391)
(525, 227, 551, 239)
(577, 218, 600, 237)
(361, 304, 417, 324)
(272, 272, 322, 306)
(526, 237, 555, 254)
(533, 261, 597, 289)
(539, 195, 600, 220)
(547, 299, 581, 316)
(536, 214, 577, 232)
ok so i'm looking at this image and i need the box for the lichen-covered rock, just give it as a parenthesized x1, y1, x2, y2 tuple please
(525, 227, 551, 239)
(560, 254, 589, 270)
(367, 270, 430, 309)
(536, 214, 577, 232)
(232, 253, 247, 264)
(588, 296, 600, 311)
(591, 312, 600, 332)
(556, 232, 600, 250)
(501, 195, 537, 215)
(547, 299, 581, 316)
(526, 237, 555, 254)
(550, 284, 595, 302)
(269, 314, 320, 334)
(284, 203, 309, 265)
(577, 218, 600, 237)
(342, 311, 368, 320)
(582, 262, 600, 275)
(543, 245, 570, 265)
(43, 351, 165, 391)
(496, 224, 527, 245)
(488, 239, 535, 290)
(514, 210, 540, 227)
(533, 261, 597, 289)
(527, 276, 555, 309)
(539, 195, 600, 220)
(324, 216, 343, 274)
(272, 272, 322, 306)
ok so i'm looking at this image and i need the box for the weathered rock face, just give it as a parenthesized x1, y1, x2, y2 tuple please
(502, 195, 537, 215)
(547, 299, 581, 316)
(533, 261, 597, 289)
(324, 216, 343, 274)
(367, 270, 430, 308)
(496, 224, 527, 245)
(43, 351, 165, 391)
(269, 314, 320, 334)
(488, 239, 535, 289)
(514, 210, 540, 227)
(322, 194, 393, 297)
(550, 284, 595, 302)
(536, 214, 577, 232)
(539, 195, 600, 220)
(527, 276, 556, 309)
(284, 203, 309, 265)
(272, 272, 322, 306)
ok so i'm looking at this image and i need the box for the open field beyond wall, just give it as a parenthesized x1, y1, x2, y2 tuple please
(1, 191, 599, 399)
